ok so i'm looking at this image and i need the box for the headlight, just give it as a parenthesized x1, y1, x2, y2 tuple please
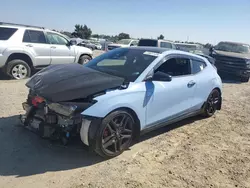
(48, 103, 77, 117)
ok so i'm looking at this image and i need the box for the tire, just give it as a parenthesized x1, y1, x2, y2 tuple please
(201, 89, 221, 118)
(78, 55, 91, 65)
(91, 110, 136, 158)
(6, 59, 31, 79)
(240, 76, 249, 82)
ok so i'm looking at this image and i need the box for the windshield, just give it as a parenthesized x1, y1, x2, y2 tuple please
(117, 39, 132, 45)
(85, 48, 160, 82)
(215, 42, 250, 53)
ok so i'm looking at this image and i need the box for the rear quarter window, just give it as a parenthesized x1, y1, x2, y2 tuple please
(23, 30, 47, 44)
(0, 27, 18, 40)
(192, 59, 207, 74)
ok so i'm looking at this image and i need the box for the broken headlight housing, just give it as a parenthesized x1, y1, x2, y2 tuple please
(48, 103, 77, 117)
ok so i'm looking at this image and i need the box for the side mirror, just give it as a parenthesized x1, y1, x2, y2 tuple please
(145, 71, 172, 82)
(69, 40, 77, 46)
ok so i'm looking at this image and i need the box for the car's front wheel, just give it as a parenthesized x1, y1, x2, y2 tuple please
(92, 110, 135, 158)
(78, 55, 91, 65)
(202, 89, 221, 117)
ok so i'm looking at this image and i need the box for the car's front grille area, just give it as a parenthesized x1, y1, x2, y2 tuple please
(215, 55, 247, 69)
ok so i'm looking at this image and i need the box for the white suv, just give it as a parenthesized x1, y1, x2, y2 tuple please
(0, 23, 93, 79)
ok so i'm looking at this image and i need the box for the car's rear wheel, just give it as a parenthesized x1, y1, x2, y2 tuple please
(6, 59, 31, 79)
(93, 110, 135, 158)
(78, 55, 91, 65)
(202, 89, 221, 117)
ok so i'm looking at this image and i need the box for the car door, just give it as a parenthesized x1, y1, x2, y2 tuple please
(191, 58, 214, 110)
(145, 55, 196, 127)
(46, 32, 75, 64)
(22, 29, 51, 66)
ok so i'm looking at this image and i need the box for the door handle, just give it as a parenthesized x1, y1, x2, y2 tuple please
(187, 80, 196, 88)
(51, 46, 56, 49)
(26, 44, 33, 47)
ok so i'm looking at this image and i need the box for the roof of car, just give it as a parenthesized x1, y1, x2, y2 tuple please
(126, 46, 171, 53)
(219, 41, 250, 46)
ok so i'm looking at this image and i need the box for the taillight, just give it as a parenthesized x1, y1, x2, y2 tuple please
(31, 96, 44, 106)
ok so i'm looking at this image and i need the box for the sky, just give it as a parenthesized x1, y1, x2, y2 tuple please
(1, 0, 250, 44)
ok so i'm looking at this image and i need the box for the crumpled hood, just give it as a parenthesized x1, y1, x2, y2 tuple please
(26, 64, 124, 102)
(214, 50, 250, 59)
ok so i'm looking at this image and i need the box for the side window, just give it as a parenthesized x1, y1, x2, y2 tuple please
(23, 30, 46, 44)
(0, 27, 18, 40)
(131, 40, 138, 46)
(155, 57, 191, 77)
(172, 44, 177, 49)
(23, 31, 30, 42)
(160, 42, 172, 49)
(47, 32, 68, 45)
(192, 59, 207, 74)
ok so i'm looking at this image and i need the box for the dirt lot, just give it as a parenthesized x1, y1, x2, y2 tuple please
(0, 56, 250, 187)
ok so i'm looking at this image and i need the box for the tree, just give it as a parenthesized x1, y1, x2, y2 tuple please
(118, 33, 130, 40)
(72, 24, 92, 39)
(92, 34, 99, 39)
(158, 34, 164, 40)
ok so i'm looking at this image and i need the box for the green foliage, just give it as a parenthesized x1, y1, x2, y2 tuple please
(157, 34, 164, 40)
(72, 24, 92, 39)
(118, 33, 130, 40)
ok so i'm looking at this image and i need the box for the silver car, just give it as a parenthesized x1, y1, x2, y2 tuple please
(0, 22, 93, 79)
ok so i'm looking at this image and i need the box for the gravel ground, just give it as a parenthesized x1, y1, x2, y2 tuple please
(0, 53, 250, 188)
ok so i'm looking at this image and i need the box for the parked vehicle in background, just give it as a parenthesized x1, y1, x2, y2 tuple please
(175, 43, 203, 54)
(175, 43, 215, 65)
(92, 41, 102, 50)
(107, 39, 138, 51)
(210, 41, 250, 82)
(195, 53, 215, 65)
(0, 22, 93, 79)
(21, 47, 222, 158)
(77, 40, 96, 50)
(138, 39, 177, 50)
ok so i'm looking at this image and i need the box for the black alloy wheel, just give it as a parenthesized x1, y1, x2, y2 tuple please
(203, 89, 220, 117)
(93, 110, 135, 158)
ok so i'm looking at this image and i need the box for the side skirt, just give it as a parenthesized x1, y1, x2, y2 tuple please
(140, 109, 202, 135)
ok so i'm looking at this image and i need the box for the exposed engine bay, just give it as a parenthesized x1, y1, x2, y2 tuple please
(20, 64, 126, 144)
(20, 90, 90, 144)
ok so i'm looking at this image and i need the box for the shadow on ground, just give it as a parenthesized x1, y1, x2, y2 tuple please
(219, 73, 242, 84)
(0, 115, 102, 177)
(0, 71, 10, 80)
(0, 114, 203, 178)
(138, 115, 203, 143)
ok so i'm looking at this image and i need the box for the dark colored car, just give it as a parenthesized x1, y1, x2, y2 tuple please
(77, 40, 96, 50)
(138, 39, 178, 49)
(210, 41, 250, 82)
